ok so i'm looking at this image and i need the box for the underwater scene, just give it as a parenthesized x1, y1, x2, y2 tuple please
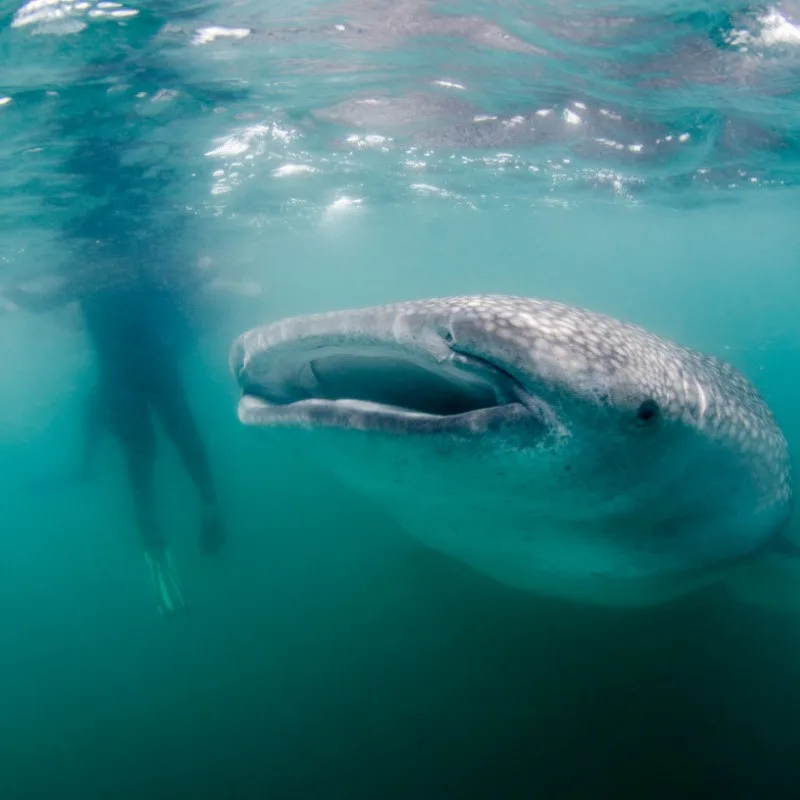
(2, 0, 800, 797)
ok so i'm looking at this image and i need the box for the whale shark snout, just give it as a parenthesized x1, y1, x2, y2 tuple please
(231, 294, 794, 607)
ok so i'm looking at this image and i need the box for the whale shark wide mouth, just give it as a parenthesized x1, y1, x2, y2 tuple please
(236, 343, 545, 433)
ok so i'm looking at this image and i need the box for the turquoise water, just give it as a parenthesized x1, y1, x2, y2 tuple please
(2, 1, 800, 797)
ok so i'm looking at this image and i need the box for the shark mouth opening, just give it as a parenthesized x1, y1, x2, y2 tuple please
(237, 344, 540, 432)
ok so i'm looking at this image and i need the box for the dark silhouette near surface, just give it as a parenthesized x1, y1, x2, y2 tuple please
(5, 245, 225, 615)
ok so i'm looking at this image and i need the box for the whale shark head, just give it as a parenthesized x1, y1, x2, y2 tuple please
(231, 295, 793, 607)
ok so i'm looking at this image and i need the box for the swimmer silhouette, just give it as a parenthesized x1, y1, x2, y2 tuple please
(5, 248, 225, 617)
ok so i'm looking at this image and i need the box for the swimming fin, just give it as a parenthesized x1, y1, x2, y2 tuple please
(144, 547, 187, 617)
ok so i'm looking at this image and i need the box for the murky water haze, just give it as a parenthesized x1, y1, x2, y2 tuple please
(2, 0, 800, 796)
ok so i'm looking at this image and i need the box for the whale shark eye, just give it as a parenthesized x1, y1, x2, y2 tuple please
(636, 399, 659, 424)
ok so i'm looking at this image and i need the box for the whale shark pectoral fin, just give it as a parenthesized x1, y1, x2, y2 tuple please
(768, 534, 800, 559)
(725, 536, 800, 613)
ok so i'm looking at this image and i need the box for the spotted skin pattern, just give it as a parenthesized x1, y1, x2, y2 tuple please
(232, 295, 794, 605)
(234, 294, 790, 502)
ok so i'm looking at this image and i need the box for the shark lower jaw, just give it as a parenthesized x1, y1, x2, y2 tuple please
(236, 393, 541, 436)
(235, 342, 553, 437)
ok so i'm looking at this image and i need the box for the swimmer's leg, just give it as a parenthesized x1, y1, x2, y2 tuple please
(109, 391, 187, 616)
(111, 392, 163, 549)
(148, 372, 226, 555)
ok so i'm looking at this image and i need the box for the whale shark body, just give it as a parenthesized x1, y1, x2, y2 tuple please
(230, 295, 794, 608)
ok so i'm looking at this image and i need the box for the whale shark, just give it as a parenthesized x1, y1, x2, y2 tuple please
(230, 295, 795, 608)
